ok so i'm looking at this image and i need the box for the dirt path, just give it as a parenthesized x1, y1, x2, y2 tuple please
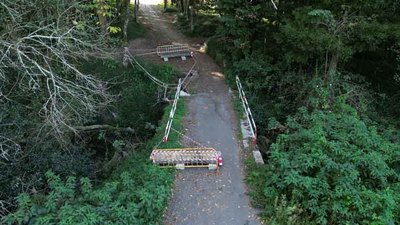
(129, 5, 261, 225)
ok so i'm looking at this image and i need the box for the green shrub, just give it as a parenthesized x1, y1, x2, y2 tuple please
(259, 99, 400, 224)
(267, 195, 314, 225)
(3, 166, 173, 225)
(127, 20, 146, 40)
(164, 6, 179, 13)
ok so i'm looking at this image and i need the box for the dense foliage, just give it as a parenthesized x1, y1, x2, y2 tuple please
(2, 101, 185, 224)
(265, 99, 399, 223)
(0, 0, 178, 221)
(178, 0, 400, 224)
(3, 167, 172, 224)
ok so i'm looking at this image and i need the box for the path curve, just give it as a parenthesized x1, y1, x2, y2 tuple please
(130, 5, 261, 225)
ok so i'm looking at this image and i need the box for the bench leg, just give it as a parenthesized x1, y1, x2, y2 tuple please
(181, 56, 186, 61)
(163, 57, 169, 62)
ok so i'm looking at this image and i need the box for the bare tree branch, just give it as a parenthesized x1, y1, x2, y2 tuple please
(0, 0, 113, 142)
(74, 125, 135, 133)
(0, 135, 21, 161)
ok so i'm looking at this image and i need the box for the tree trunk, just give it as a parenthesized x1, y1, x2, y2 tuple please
(190, 6, 194, 32)
(123, 0, 130, 42)
(103, 149, 128, 173)
(134, 0, 139, 23)
(326, 50, 340, 104)
(97, 0, 108, 37)
(328, 51, 339, 76)
(164, 0, 168, 10)
(123, 47, 130, 67)
(184, 0, 189, 19)
(179, 0, 184, 12)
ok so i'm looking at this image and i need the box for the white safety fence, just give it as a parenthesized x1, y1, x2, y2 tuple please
(236, 76, 257, 145)
(163, 78, 182, 143)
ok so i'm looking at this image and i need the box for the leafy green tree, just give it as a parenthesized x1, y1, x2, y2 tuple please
(261, 88, 400, 224)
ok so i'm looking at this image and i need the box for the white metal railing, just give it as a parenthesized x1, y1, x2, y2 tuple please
(163, 78, 182, 143)
(236, 76, 257, 144)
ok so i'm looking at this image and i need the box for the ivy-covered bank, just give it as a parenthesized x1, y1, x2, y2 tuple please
(3, 100, 184, 225)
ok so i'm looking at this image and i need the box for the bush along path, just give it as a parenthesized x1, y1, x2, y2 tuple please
(126, 4, 262, 225)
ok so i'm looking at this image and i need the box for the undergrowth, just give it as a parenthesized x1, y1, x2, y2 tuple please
(127, 18, 146, 40)
(176, 8, 220, 38)
(155, 3, 179, 13)
(2, 90, 186, 225)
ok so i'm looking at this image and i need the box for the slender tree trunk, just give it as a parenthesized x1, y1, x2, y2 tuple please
(97, 0, 108, 37)
(135, 0, 139, 23)
(179, 0, 184, 12)
(328, 51, 339, 76)
(190, 6, 194, 32)
(326, 50, 340, 104)
(184, 0, 189, 19)
(123, 0, 130, 42)
(164, 0, 168, 10)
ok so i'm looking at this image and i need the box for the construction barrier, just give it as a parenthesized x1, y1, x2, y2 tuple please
(150, 148, 223, 169)
(157, 44, 191, 61)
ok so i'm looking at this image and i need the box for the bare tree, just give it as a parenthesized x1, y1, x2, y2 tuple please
(0, 0, 112, 145)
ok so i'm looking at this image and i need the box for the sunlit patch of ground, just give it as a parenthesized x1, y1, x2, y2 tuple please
(211, 71, 225, 79)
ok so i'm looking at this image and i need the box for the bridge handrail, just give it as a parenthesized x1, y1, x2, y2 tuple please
(236, 76, 257, 144)
(163, 78, 182, 143)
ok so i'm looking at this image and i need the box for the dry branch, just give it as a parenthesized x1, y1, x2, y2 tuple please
(74, 125, 135, 133)
(0, 0, 112, 142)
